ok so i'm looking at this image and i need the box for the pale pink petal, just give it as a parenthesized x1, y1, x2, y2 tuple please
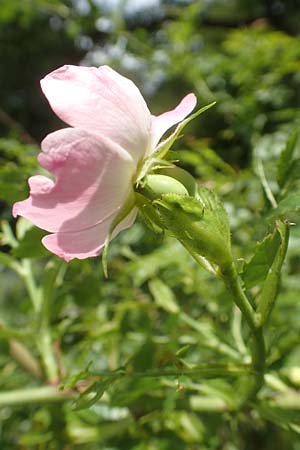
(41, 65, 151, 162)
(42, 208, 137, 261)
(13, 128, 135, 233)
(150, 93, 197, 150)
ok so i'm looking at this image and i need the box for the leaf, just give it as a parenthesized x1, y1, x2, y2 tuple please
(242, 220, 289, 326)
(130, 339, 156, 372)
(242, 225, 283, 289)
(0, 139, 38, 205)
(125, 240, 189, 287)
(73, 379, 112, 411)
(12, 226, 48, 259)
(61, 363, 93, 390)
(277, 127, 300, 189)
(148, 277, 180, 314)
(256, 220, 289, 326)
(267, 189, 300, 219)
(162, 410, 205, 443)
(257, 401, 300, 434)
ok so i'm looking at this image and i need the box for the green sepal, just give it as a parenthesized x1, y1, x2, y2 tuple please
(135, 102, 216, 185)
(102, 190, 136, 277)
(134, 192, 164, 234)
(152, 188, 232, 269)
(154, 102, 216, 160)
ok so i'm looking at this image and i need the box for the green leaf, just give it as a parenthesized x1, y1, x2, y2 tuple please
(125, 240, 189, 287)
(12, 226, 48, 259)
(162, 410, 205, 443)
(0, 139, 38, 205)
(61, 367, 92, 391)
(256, 220, 290, 326)
(277, 127, 300, 189)
(73, 379, 112, 411)
(267, 189, 300, 219)
(257, 401, 300, 434)
(148, 277, 180, 314)
(130, 339, 156, 372)
(243, 219, 290, 325)
(242, 224, 283, 290)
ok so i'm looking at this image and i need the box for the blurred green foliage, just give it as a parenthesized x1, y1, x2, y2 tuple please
(1, 0, 300, 449)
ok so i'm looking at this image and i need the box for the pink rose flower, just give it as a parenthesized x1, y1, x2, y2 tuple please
(13, 65, 196, 261)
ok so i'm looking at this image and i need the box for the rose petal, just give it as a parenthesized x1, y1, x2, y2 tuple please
(150, 93, 197, 150)
(13, 128, 135, 233)
(42, 208, 137, 261)
(41, 65, 151, 162)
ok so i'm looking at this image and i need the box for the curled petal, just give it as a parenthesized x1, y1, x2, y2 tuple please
(41, 65, 151, 162)
(42, 208, 137, 261)
(150, 93, 197, 150)
(13, 128, 135, 233)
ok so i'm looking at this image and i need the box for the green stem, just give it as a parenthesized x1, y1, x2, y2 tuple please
(220, 262, 257, 331)
(37, 262, 63, 384)
(21, 260, 42, 313)
(92, 363, 253, 380)
(0, 386, 73, 407)
(20, 260, 59, 383)
(220, 262, 266, 405)
(236, 327, 265, 405)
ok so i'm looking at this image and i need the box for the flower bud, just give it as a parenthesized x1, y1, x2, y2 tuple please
(142, 174, 189, 198)
(157, 166, 197, 196)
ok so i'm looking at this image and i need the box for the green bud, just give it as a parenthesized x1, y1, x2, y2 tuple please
(157, 166, 197, 196)
(142, 174, 189, 198)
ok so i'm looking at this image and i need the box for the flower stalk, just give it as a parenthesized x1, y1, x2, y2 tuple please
(219, 261, 266, 405)
(20, 260, 59, 384)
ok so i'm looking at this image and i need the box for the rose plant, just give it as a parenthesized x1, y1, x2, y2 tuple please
(0, 65, 296, 443)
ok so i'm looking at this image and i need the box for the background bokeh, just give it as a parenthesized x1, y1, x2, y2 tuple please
(1, 1, 300, 449)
